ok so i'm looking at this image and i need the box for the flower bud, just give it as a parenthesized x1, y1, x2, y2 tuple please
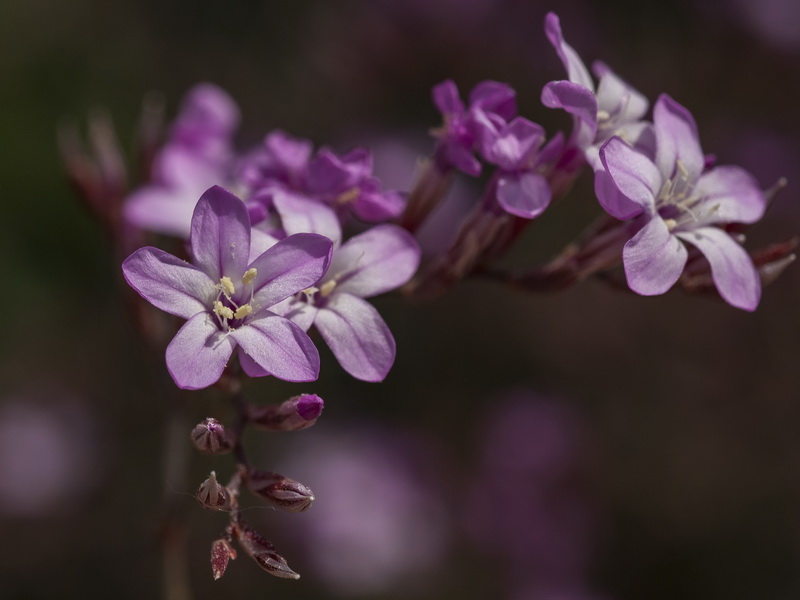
(246, 394, 324, 432)
(244, 468, 314, 513)
(210, 538, 236, 580)
(196, 471, 234, 511)
(191, 418, 232, 454)
(235, 518, 299, 580)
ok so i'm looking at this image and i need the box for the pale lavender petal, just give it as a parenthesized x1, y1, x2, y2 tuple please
(238, 347, 270, 378)
(248, 228, 280, 263)
(593, 169, 644, 220)
(694, 166, 766, 225)
(314, 293, 395, 382)
(594, 68, 649, 123)
(156, 146, 223, 190)
(265, 130, 313, 177)
(124, 186, 197, 239)
(432, 79, 464, 115)
(122, 247, 214, 319)
(166, 313, 236, 390)
(600, 137, 661, 210)
(483, 117, 545, 171)
(468, 80, 517, 121)
(353, 186, 406, 222)
(676, 227, 761, 311)
(541, 81, 598, 133)
(496, 172, 552, 219)
(231, 314, 320, 382)
(249, 233, 333, 309)
(172, 83, 240, 145)
(308, 148, 371, 194)
(544, 12, 594, 90)
(654, 94, 703, 181)
(327, 225, 421, 297)
(443, 139, 482, 176)
(271, 297, 319, 332)
(190, 186, 250, 282)
(623, 217, 688, 295)
(273, 190, 342, 244)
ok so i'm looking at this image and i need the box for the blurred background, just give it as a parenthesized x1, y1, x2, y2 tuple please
(2, 0, 800, 598)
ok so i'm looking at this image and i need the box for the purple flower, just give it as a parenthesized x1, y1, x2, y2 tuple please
(431, 79, 517, 176)
(122, 185, 333, 389)
(541, 13, 652, 168)
(277, 224, 420, 382)
(475, 113, 552, 218)
(124, 83, 240, 238)
(306, 148, 405, 222)
(599, 95, 766, 310)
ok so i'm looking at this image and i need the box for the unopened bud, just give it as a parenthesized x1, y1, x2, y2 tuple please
(196, 471, 234, 511)
(246, 394, 324, 432)
(235, 518, 300, 580)
(244, 468, 315, 513)
(191, 418, 232, 454)
(210, 538, 237, 580)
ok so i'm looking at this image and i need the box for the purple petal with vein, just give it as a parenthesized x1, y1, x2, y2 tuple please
(654, 94, 703, 181)
(231, 314, 320, 382)
(166, 313, 237, 390)
(122, 247, 213, 319)
(600, 137, 660, 210)
(328, 225, 421, 298)
(623, 217, 688, 295)
(496, 172, 551, 219)
(676, 227, 761, 311)
(695, 166, 766, 225)
(249, 233, 333, 310)
(314, 294, 396, 382)
(190, 186, 250, 282)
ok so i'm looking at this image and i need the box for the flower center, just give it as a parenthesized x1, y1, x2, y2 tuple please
(212, 269, 258, 331)
(656, 160, 718, 231)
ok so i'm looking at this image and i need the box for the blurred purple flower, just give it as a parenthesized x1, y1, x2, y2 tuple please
(124, 83, 240, 238)
(276, 425, 450, 596)
(431, 79, 517, 176)
(122, 185, 333, 389)
(464, 391, 599, 598)
(599, 95, 766, 310)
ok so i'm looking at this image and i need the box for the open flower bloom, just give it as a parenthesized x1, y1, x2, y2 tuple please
(599, 95, 766, 310)
(541, 12, 652, 168)
(122, 186, 333, 389)
(277, 224, 420, 382)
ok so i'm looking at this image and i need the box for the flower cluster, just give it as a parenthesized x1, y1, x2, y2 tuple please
(61, 9, 793, 586)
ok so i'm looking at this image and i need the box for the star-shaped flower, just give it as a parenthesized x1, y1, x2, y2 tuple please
(122, 186, 333, 389)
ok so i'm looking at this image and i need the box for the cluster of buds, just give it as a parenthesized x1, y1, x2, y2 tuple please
(191, 392, 324, 580)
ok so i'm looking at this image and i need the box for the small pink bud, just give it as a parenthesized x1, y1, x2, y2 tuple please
(210, 538, 236, 580)
(191, 418, 232, 454)
(244, 468, 315, 513)
(196, 471, 234, 511)
(246, 394, 324, 432)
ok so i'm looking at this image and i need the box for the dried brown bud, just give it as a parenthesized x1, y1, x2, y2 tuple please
(196, 471, 234, 511)
(191, 418, 232, 454)
(210, 538, 237, 580)
(234, 518, 300, 580)
(244, 468, 315, 513)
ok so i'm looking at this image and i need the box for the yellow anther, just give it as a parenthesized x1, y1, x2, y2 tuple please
(213, 301, 234, 320)
(320, 280, 337, 298)
(300, 286, 319, 301)
(218, 276, 235, 298)
(663, 218, 678, 231)
(242, 268, 257, 285)
(597, 109, 611, 121)
(234, 304, 252, 319)
(336, 187, 360, 206)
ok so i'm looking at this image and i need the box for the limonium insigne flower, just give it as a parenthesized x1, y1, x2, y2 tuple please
(122, 185, 333, 389)
(599, 94, 766, 310)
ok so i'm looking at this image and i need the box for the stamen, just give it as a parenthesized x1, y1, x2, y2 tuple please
(320, 280, 337, 298)
(299, 286, 319, 302)
(218, 276, 235, 298)
(336, 187, 360, 206)
(663, 218, 678, 231)
(242, 268, 257, 285)
(213, 301, 234, 320)
(234, 304, 252, 319)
